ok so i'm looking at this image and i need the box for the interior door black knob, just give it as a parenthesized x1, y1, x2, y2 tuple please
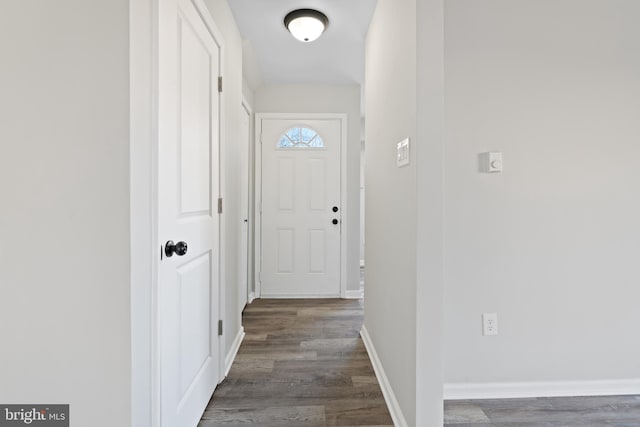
(332, 206, 339, 212)
(332, 219, 339, 225)
(165, 240, 188, 257)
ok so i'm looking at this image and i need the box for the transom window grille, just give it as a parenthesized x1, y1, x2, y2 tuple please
(277, 127, 325, 149)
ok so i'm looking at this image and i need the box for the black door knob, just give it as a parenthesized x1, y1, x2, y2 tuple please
(332, 219, 339, 225)
(165, 240, 188, 257)
(332, 206, 339, 212)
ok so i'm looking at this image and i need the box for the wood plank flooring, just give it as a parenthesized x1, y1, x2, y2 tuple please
(445, 395, 640, 426)
(199, 299, 393, 427)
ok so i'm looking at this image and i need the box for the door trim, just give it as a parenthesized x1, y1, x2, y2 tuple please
(241, 98, 255, 305)
(254, 113, 348, 299)
(130, 1, 226, 426)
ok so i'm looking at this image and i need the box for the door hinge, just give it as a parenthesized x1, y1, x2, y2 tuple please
(218, 197, 223, 214)
(218, 320, 223, 336)
(218, 76, 223, 93)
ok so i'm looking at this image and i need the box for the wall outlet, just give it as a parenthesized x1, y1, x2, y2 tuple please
(482, 313, 498, 336)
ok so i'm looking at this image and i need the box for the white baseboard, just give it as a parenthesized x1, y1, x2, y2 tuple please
(224, 326, 245, 377)
(260, 293, 341, 299)
(444, 379, 640, 400)
(360, 325, 408, 427)
(247, 292, 255, 304)
(345, 289, 364, 299)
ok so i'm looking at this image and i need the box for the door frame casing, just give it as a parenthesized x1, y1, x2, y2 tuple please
(237, 99, 250, 310)
(254, 113, 348, 298)
(241, 98, 255, 304)
(130, 1, 226, 426)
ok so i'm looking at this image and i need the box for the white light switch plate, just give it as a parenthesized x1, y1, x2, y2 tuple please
(397, 138, 410, 167)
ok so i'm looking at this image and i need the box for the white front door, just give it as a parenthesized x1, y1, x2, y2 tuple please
(158, 0, 221, 425)
(259, 118, 342, 297)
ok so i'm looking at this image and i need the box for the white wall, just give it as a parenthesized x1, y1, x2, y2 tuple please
(241, 39, 262, 97)
(203, 0, 247, 356)
(444, 0, 640, 389)
(364, 0, 445, 425)
(415, 0, 445, 423)
(364, 0, 418, 424)
(366, 0, 639, 420)
(243, 78, 255, 108)
(0, 1, 131, 426)
(255, 84, 361, 293)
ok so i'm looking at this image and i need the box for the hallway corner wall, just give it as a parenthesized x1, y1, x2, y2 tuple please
(364, 0, 446, 425)
(364, 0, 418, 425)
(415, 0, 445, 424)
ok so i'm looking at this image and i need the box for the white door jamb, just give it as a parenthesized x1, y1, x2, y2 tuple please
(242, 98, 255, 304)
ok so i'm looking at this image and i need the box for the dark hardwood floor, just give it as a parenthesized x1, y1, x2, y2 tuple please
(198, 297, 640, 426)
(445, 395, 640, 426)
(199, 298, 394, 427)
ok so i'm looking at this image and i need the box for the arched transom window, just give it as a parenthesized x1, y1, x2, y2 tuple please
(277, 127, 325, 149)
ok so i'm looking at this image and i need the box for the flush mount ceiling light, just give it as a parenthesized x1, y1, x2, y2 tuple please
(284, 9, 329, 43)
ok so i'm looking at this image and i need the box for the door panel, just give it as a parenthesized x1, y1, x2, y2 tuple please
(277, 228, 295, 273)
(158, 0, 220, 425)
(260, 118, 342, 297)
(277, 157, 295, 211)
(179, 16, 213, 215)
(309, 158, 326, 211)
(177, 252, 212, 395)
(308, 230, 326, 273)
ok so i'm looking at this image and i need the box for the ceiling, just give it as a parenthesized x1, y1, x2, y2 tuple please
(228, 0, 378, 88)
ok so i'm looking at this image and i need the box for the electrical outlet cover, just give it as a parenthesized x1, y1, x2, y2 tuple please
(482, 312, 498, 336)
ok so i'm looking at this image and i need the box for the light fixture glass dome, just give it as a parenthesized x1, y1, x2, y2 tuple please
(284, 9, 329, 43)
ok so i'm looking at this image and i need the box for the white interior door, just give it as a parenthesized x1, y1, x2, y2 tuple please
(238, 104, 250, 309)
(158, 0, 221, 425)
(260, 118, 342, 297)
